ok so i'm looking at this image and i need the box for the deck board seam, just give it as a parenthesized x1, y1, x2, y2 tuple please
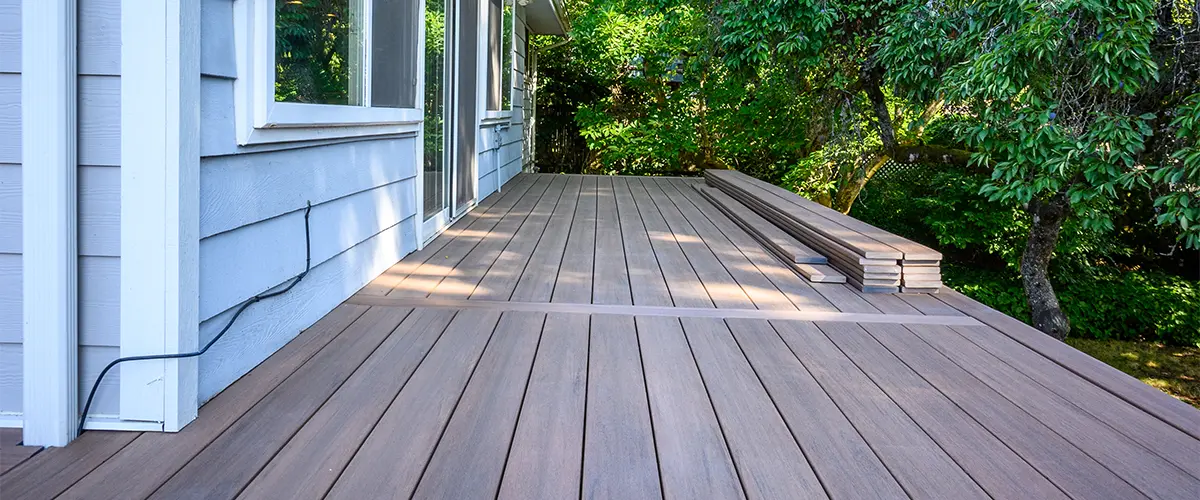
(752, 320, 912, 498)
(344, 295, 983, 326)
(314, 309, 462, 499)
(808, 321, 991, 497)
(228, 306, 420, 499)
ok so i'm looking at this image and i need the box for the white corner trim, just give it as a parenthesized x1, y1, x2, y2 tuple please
(21, 0, 79, 448)
(120, 0, 201, 432)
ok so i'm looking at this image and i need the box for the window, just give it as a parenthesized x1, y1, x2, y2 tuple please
(234, 0, 423, 145)
(486, 0, 513, 111)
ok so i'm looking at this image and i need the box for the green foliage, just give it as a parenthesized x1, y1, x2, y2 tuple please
(275, 0, 356, 105)
(879, 0, 1200, 249)
(853, 166, 1200, 345)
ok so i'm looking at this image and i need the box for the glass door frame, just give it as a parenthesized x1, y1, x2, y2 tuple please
(421, 0, 457, 241)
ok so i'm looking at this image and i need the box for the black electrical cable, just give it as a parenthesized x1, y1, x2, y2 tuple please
(77, 201, 313, 436)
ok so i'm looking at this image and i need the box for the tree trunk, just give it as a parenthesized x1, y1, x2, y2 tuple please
(1021, 197, 1071, 340)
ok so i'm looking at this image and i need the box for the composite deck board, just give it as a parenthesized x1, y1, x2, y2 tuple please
(385, 174, 550, 298)
(810, 282, 883, 314)
(583, 314, 663, 500)
(433, 176, 566, 299)
(936, 289, 1200, 440)
(858, 321, 1145, 499)
(612, 176, 673, 307)
(497, 313, 589, 500)
(592, 176, 634, 305)
(819, 321, 1068, 499)
(234, 308, 458, 500)
(725, 318, 907, 499)
(509, 175, 584, 302)
(326, 310, 504, 499)
(470, 175, 570, 301)
(654, 178, 796, 311)
(553, 176, 598, 304)
(905, 323, 1200, 498)
(367, 174, 537, 296)
(0, 430, 140, 499)
(410, 311, 546, 499)
(57, 304, 370, 500)
(951, 323, 1200, 478)
(17, 173, 1200, 500)
(771, 320, 988, 498)
(0, 428, 40, 474)
(682, 317, 828, 499)
(628, 178, 714, 309)
(637, 315, 744, 499)
(148, 307, 416, 500)
(667, 178, 838, 312)
(639, 178, 756, 310)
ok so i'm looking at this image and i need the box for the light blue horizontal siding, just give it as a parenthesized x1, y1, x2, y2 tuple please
(0, 343, 20, 414)
(200, 175, 418, 320)
(198, 215, 418, 402)
(200, 137, 418, 238)
(0, 73, 18, 163)
(0, 0, 17, 74)
(79, 0, 120, 76)
(0, 0, 18, 419)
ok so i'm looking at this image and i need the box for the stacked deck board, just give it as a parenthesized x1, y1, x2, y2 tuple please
(704, 169, 943, 293)
(694, 185, 847, 284)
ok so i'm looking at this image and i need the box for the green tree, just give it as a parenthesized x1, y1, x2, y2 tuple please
(878, 0, 1199, 338)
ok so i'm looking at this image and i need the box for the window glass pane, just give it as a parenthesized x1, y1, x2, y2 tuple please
(501, 0, 512, 109)
(372, 0, 419, 108)
(423, 0, 447, 218)
(275, 0, 366, 105)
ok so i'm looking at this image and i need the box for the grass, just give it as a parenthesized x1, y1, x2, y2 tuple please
(1066, 338, 1200, 409)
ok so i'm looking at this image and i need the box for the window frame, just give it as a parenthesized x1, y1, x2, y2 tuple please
(482, 0, 515, 119)
(233, 0, 425, 145)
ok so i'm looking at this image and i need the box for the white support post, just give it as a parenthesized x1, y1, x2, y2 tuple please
(120, 0, 201, 431)
(21, 0, 79, 447)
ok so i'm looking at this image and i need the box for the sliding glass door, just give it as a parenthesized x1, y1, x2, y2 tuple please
(453, 0, 479, 214)
(422, 0, 451, 232)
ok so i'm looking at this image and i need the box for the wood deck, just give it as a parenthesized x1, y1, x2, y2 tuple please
(3, 173, 1199, 499)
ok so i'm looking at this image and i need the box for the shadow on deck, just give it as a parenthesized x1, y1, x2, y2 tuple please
(3, 174, 1199, 499)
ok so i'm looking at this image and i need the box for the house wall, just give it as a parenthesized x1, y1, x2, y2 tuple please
(195, 0, 421, 402)
(0, 0, 126, 426)
(477, 5, 527, 198)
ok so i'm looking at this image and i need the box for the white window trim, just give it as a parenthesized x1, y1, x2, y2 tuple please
(233, 0, 424, 145)
(486, 0, 517, 113)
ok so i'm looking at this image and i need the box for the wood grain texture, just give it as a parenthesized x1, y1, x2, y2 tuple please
(905, 323, 1200, 498)
(583, 314, 662, 500)
(0, 431, 139, 499)
(857, 321, 1142, 499)
(0, 74, 19, 163)
(696, 184, 826, 264)
(823, 321, 1069, 499)
(952, 323, 1200, 478)
(237, 308, 458, 500)
(58, 305, 369, 500)
(410, 311, 545, 499)
(592, 176, 633, 305)
(0, 428, 40, 474)
(612, 176, 673, 307)
(150, 307, 414, 500)
(652, 179, 795, 311)
(725, 318, 906, 499)
(629, 178, 714, 308)
(637, 315, 743, 499)
(325, 310, 503, 500)
(0, 0, 17, 74)
(553, 176, 597, 304)
(771, 320, 988, 499)
(936, 288, 1200, 440)
(498, 313, 589, 500)
(682, 317, 827, 499)
(667, 178, 837, 312)
(366, 174, 535, 297)
(510, 176, 583, 302)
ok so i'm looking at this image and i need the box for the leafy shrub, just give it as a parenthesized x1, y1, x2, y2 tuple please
(853, 166, 1200, 346)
